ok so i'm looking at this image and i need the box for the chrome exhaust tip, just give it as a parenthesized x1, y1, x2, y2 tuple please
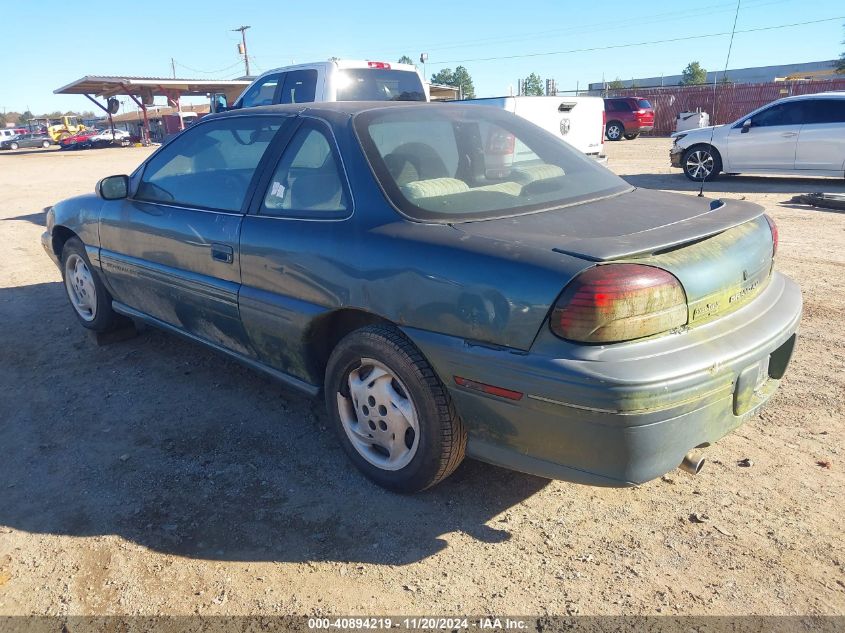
(679, 453, 705, 475)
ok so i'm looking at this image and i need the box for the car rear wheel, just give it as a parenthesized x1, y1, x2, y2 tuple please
(624, 133, 640, 140)
(9, 142, 18, 150)
(61, 237, 119, 331)
(605, 121, 624, 141)
(325, 325, 466, 492)
(682, 145, 722, 182)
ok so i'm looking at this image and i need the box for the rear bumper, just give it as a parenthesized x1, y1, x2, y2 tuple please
(404, 272, 802, 486)
(631, 124, 654, 133)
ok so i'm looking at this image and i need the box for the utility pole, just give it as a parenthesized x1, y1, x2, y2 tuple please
(171, 58, 176, 79)
(232, 25, 251, 77)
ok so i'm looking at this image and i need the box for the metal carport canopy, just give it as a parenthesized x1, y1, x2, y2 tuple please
(54, 75, 251, 143)
(54, 75, 250, 99)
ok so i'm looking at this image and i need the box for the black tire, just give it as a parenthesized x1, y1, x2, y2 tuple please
(682, 144, 722, 182)
(9, 142, 18, 150)
(41, 140, 50, 148)
(624, 132, 640, 140)
(605, 121, 624, 141)
(325, 325, 466, 493)
(60, 237, 119, 332)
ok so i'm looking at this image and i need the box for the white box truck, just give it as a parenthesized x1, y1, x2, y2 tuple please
(460, 96, 607, 163)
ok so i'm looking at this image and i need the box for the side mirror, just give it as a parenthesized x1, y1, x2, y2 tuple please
(97, 175, 129, 200)
(741, 119, 751, 133)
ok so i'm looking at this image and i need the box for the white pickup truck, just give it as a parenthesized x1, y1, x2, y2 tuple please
(461, 96, 607, 163)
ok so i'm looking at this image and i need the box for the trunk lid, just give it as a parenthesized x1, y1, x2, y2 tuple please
(454, 188, 775, 326)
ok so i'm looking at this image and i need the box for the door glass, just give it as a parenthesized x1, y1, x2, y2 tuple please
(239, 74, 282, 108)
(806, 99, 845, 124)
(751, 102, 806, 127)
(280, 70, 318, 104)
(262, 125, 348, 216)
(137, 117, 283, 212)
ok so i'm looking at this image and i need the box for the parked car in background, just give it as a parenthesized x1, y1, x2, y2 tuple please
(461, 95, 606, 163)
(604, 97, 655, 140)
(42, 102, 800, 493)
(0, 128, 27, 143)
(87, 129, 132, 148)
(221, 59, 427, 111)
(58, 129, 100, 150)
(0, 133, 53, 150)
(671, 92, 845, 181)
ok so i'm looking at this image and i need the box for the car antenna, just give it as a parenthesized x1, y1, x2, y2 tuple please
(699, 0, 742, 198)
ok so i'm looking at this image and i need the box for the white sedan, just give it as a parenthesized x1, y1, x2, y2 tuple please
(670, 92, 845, 181)
(89, 129, 132, 148)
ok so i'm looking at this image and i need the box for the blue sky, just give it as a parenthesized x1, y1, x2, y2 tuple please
(2, 0, 843, 114)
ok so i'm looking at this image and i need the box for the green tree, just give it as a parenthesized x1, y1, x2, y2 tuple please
(452, 66, 475, 99)
(430, 66, 475, 99)
(607, 77, 625, 90)
(719, 73, 733, 84)
(430, 68, 454, 86)
(522, 72, 543, 96)
(397, 55, 414, 66)
(19, 110, 34, 123)
(680, 61, 707, 85)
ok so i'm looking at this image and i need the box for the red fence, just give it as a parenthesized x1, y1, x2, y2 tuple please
(606, 79, 845, 135)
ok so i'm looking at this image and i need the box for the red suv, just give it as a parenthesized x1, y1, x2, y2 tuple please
(603, 97, 654, 140)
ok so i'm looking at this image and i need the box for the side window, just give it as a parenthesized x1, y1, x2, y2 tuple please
(239, 73, 283, 108)
(280, 70, 318, 104)
(806, 99, 845, 124)
(262, 124, 348, 216)
(752, 102, 806, 127)
(137, 117, 283, 212)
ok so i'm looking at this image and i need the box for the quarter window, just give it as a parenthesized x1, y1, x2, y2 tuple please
(137, 117, 283, 212)
(262, 124, 348, 216)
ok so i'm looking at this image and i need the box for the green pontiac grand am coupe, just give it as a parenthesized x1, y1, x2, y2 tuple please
(42, 102, 802, 492)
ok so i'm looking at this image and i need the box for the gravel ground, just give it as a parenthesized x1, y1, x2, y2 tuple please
(0, 138, 843, 617)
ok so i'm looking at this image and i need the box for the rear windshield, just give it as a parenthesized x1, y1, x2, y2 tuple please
(637, 99, 653, 109)
(354, 106, 630, 222)
(336, 69, 425, 102)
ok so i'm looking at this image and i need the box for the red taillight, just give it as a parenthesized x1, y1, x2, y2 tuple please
(551, 264, 688, 343)
(487, 129, 515, 155)
(454, 376, 523, 401)
(367, 61, 391, 69)
(765, 214, 778, 256)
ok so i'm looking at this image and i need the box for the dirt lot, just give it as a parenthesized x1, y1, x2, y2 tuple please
(0, 138, 843, 617)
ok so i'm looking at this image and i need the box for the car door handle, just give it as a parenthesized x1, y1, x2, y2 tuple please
(211, 243, 234, 264)
(781, 132, 798, 137)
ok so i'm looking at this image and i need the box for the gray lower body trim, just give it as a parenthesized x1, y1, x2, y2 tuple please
(113, 301, 320, 398)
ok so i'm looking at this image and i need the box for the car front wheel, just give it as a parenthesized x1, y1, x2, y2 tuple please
(41, 140, 50, 148)
(605, 122, 624, 141)
(682, 145, 722, 181)
(9, 142, 18, 150)
(325, 325, 466, 492)
(61, 237, 119, 331)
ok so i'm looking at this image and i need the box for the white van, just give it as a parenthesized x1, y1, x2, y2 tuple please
(461, 96, 607, 163)
(224, 59, 428, 110)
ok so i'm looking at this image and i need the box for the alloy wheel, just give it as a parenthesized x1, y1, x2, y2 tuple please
(64, 253, 97, 322)
(336, 358, 420, 471)
(685, 149, 714, 180)
(606, 124, 622, 140)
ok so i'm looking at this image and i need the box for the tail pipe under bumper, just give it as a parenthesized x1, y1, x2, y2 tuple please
(679, 453, 705, 475)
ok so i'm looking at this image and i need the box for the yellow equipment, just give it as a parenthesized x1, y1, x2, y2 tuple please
(29, 116, 86, 142)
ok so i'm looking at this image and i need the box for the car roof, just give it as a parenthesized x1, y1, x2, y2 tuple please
(206, 100, 463, 121)
(780, 91, 845, 101)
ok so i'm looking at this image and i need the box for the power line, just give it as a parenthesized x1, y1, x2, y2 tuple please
(175, 59, 245, 75)
(429, 15, 845, 66)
